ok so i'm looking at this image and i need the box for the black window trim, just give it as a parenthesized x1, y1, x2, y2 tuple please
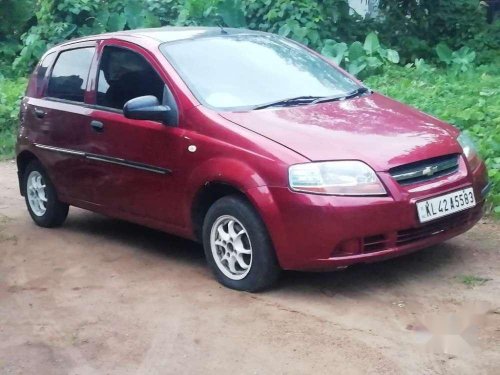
(36, 51, 57, 79)
(43, 97, 123, 114)
(34, 51, 57, 97)
(44, 44, 97, 104)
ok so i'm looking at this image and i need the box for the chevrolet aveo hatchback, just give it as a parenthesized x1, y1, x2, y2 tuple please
(17, 27, 490, 291)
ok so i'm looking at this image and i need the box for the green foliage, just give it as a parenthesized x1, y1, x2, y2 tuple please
(436, 43, 477, 73)
(4, 0, 498, 72)
(321, 32, 399, 77)
(147, 0, 181, 26)
(176, 0, 246, 27)
(0, 0, 35, 38)
(242, 0, 368, 50)
(0, 0, 36, 76)
(375, 0, 500, 64)
(272, 1, 324, 48)
(366, 64, 500, 215)
(175, 0, 367, 49)
(12, 0, 167, 75)
(0, 77, 27, 159)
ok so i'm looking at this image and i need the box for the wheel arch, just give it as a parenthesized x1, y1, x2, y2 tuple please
(16, 150, 39, 196)
(191, 181, 251, 242)
(185, 157, 264, 238)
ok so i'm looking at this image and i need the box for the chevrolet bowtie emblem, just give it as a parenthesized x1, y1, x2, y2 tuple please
(422, 165, 438, 176)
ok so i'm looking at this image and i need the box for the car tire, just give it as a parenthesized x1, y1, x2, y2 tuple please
(23, 160, 69, 228)
(202, 195, 281, 292)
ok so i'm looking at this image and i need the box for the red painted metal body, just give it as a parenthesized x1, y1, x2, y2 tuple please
(17, 29, 489, 271)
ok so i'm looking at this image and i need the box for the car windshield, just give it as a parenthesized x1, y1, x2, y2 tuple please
(160, 34, 361, 110)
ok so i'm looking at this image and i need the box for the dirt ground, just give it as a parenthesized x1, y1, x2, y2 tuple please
(0, 161, 499, 375)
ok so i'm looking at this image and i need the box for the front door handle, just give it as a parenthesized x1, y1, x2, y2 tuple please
(33, 108, 46, 119)
(90, 120, 104, 132)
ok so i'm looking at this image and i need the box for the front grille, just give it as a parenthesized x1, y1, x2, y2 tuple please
(390, 154, 459, 185)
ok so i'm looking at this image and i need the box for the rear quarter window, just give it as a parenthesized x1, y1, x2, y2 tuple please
(47, 47, 95, 102)
(31, 52, 56, 97)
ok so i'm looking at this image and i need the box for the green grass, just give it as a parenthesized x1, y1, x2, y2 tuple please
(457, 274, 492, 287)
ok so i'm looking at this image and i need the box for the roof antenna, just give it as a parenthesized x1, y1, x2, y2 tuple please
(218, 23, 228, 35)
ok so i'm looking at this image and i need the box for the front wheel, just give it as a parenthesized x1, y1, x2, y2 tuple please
(23, 160, 69, 228)
(202, 195, 281, 292)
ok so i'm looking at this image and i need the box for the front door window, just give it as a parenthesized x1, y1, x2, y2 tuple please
(97, 46, 165, 110)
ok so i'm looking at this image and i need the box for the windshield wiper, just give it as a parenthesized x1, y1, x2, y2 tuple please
(253, 95, 323, 110)
(253, 88, 371, 110)
(310, 87, 371, 105)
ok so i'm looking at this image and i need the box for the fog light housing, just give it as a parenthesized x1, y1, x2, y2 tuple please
(335, 238, 362, 256)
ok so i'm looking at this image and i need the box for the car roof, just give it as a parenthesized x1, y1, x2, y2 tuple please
(56, 26, 268, 48)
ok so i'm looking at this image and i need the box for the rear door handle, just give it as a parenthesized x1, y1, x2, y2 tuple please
(90, 120, 104, 132)
(33, 108, 46, 119)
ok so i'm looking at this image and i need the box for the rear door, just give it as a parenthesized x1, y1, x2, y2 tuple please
(83, 41, 188, 225)
(27, 44, 97, 202)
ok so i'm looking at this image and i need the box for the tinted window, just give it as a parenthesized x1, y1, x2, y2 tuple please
(97, 47, 164, 110)
(48, 48, 95, 102)
(35, 52, 56, 96)
(161, 35, 360, 110)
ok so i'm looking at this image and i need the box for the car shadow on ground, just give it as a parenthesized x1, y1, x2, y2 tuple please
(62, 209, 463, 295)
(63, 209, 207, 267)
(277, 245, 458, 295)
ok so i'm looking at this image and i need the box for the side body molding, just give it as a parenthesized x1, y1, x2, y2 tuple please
(34, 143, 171, 175)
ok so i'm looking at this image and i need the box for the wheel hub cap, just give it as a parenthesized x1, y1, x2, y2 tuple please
(27, 171, 47, 217)
(210, 215, 252, 280)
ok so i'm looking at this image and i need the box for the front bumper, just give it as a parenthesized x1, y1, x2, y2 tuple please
(248, 157, 489, 271)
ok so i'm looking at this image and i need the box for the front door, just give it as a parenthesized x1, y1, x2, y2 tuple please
(83, 42, 188, 227)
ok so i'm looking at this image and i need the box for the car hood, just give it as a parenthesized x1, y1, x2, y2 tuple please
(220, 93, 461, 171)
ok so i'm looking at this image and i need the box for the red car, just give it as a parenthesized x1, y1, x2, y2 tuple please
(17, 27, 490, 291)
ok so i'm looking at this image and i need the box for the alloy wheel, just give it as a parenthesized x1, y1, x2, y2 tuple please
(27, 171, 47, 216)
(210, 215, 253, 280)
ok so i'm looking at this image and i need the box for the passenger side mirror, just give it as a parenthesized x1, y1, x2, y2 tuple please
(123, 95, 171, 123)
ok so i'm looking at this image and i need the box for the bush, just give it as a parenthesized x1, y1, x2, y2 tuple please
(172, 0, 370, 49)
(243, 0, 369, 49)
(321, 32, 400, 78)
(366, 64, 500, 214)
(176, 0, 246, 27)
(0, 77, 27, 159)
(5, 0, 499, 73)
(10, 0, 170, 75)
(375, 0, 500, 64)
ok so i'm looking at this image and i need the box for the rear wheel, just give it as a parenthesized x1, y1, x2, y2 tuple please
(23, 160, 69, 228)
(202, 195, 281, 292)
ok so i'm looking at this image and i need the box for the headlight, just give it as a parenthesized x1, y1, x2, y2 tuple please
(457, 132, 481, 169)
(289, 161, 386, 196)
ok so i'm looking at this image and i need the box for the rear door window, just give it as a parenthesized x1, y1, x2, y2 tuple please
(96, 46, 164, 110)
(47, 47, 95, 102)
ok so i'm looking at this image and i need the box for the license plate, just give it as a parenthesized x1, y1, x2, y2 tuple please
(416, 187, 476, 223)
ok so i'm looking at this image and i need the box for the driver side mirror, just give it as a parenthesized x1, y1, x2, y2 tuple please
(123, 95, 171, 123)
